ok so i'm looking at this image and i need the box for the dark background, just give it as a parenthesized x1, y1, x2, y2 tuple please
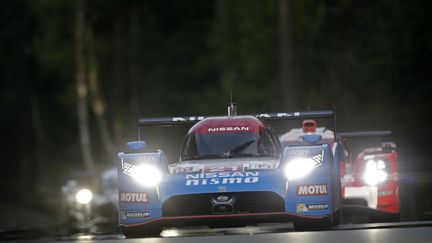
(1, 0, 431, 223)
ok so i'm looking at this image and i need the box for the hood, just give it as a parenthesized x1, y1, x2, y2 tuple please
(160, 157, 284, 200)
(168, 157, 280, 174)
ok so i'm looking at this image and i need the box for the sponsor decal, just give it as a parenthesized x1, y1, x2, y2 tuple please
(120, 210, 150, 220)
(173, 116, 205, 122)
(122, 155, 157, 164)
(169, 165, 197, 173)
(297, 184, 328, 196)
(172, 113, 303, 122)
(207, 127, 250, 133)
(296, 204, 308, 212)
(169, 161, 278, 174)
(203, 165, 243, 172)
(286, 149, 311, 157)
(186, 172, 259, 186)
(378, 190, 394, 196)
(296, 203, 329, 212)
(248, 161, 277, 170)
(257, 112, 300, 118)
(119, 192, 149, 203)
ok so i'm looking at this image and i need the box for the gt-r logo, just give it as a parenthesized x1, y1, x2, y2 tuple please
(297, 184, 328, 196)
(119, 192, 149, 203)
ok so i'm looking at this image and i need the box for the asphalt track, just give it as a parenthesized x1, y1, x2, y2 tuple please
(34, 221, 432, 243)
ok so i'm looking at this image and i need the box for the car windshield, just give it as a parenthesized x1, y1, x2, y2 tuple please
(181, 131, 279, 161)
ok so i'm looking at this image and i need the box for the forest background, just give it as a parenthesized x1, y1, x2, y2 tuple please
(1, 0, 431, 220)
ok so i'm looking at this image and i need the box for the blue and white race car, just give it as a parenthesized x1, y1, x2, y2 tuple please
(117, 107, 342, 237)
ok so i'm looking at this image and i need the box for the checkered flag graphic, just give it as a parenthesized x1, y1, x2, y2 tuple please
(310, 150, 324, 167)
(121, 160, 137, 177)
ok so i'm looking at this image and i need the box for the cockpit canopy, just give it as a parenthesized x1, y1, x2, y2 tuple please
(180, 116, 280, 161)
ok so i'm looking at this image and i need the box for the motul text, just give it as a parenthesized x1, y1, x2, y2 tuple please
(297, 184, 328, 196)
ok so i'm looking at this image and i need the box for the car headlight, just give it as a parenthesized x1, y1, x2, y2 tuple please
(363, 160, 388, 186)
(284, 158, 316, 180)
(75, 188, 93, 204)
(131, 164, 162, 187)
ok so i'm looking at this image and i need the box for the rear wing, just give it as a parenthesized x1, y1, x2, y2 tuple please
(338, 130, 395, 154)
(337, 130, 392, 139)
(137, 110, 335, 126)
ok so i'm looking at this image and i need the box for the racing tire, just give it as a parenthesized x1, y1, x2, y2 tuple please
(333, 208, 343, 225)
(293, 216, 333, 231)
(121, 227, 163, 238)
(389, 213, 400, 222)
(369, 212, 400, 223)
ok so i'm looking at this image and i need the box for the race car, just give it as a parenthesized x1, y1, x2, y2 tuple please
(280, 120, 399, 222)
(340, 134, 400, 222)
(117, 107, 342, 237)
(61, 166, 118, 233)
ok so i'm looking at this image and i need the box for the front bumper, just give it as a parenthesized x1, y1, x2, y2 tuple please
(342, 205, 399, 222)
(344, 186, 378, 209)
(344, 186, 399, 215)
(120, 211, 327, 231)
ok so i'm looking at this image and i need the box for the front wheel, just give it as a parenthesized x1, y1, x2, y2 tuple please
(121, 226, 163, 238)
(333, 208, 343, 225)
(293, 217, 333, 231)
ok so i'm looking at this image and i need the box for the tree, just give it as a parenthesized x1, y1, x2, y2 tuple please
(74, 0, 95, 173)
(87, 23, 116, 155)
(279, 0, 296, 110)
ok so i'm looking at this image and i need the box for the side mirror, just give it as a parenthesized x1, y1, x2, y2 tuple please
(301, 134, 322, 144)
(127, 141, 146, 151)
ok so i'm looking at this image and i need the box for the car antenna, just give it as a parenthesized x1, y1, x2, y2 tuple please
(332, 102, 337, 141)
(136, 110, 141, 141)
(228, 89, 237, 116)
(388, 115, 393, 131)
(256, 104, 269, 119)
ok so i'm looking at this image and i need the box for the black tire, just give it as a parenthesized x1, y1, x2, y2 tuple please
(122, 227, 163, 238)
(369, 212, 400, 223)
(333, 208, 343, 225)
(390, 213, 400, 222)
(293, 217, 332, 231)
